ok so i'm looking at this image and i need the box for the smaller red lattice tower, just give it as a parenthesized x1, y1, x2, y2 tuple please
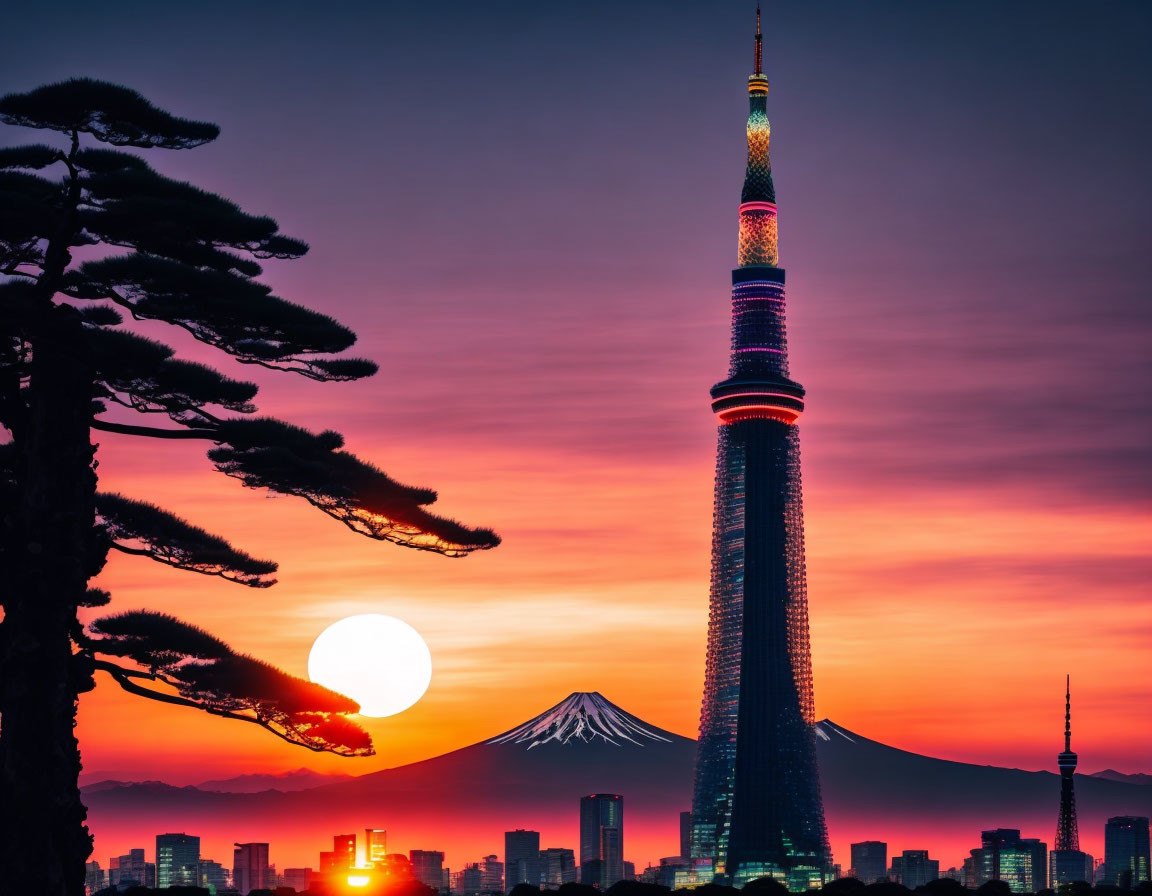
(1055, 675, 1080, 852)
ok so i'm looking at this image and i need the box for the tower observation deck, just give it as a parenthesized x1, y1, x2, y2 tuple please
(690, 9, 832, 888)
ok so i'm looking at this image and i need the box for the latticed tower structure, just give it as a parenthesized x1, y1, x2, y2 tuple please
(1051, 676, 1094, 884)
(690, 9, 831, 888)
(1056, 676, 1080, 853)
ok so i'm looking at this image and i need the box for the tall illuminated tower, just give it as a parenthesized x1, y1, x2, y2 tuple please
(1051, 677, 1093, 884)
(690, 9, 831, 887)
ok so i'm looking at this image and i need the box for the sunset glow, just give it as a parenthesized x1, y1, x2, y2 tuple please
(5, 0, 1148, 882)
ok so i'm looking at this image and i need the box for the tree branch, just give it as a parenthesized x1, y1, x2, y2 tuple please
(108, 540, 274, 587)
(107, 542, 150, 558)
(91, 419, 218, 440)
(100, 391, 226, 428)
(93, 286, 346, 381)
(92, 660, 348, 756)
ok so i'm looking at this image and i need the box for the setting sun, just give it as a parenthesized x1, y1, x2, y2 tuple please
(307, 614, 433, 718)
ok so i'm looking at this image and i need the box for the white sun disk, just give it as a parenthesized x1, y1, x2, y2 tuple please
(307, 614, 432, 718)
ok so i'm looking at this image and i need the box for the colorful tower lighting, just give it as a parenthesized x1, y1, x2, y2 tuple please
(691, 8, 831, 888)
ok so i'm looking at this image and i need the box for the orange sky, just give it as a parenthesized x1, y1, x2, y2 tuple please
(79, 400, 1152, 784)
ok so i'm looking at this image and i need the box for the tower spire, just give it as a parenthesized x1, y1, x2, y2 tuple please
(1065, 673, 1072, 753)
(754, 6, 763, 75)
(740, 5, 777, 267)
(1055, 674, 1081, 854)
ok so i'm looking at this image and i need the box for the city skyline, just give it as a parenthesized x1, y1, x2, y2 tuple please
(82, 809, 1152, 894)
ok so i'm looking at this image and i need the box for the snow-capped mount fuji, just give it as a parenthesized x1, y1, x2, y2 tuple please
(488, 692, 674, 749)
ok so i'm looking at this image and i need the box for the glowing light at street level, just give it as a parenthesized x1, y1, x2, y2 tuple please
(308, 614, 432, 718)
(348, 874, 371, 887)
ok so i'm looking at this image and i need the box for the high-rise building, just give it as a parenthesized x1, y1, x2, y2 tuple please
(580, 860, 604, 888)
(233, 842, 272, 893)
(680, 812, 693, 860)
(199, 858, 229, 893)
(109, 848, 154, 887)
(968, 829, 1047, 893)
(333, 833, 357, 868)
(642, 856, 715, 890)
(689, 10, 831, 889)
(282, 868, 313, 892)
(1104, 816, 1151, 887)
(156, 833, 201, 888)
(84, 860, 104, 894)
(451, 865, 483, 896)
(480, 854, 504, 893)
(505, 830, 542, 891)
(411, 850, 446, 891)
(540, 848, 576, 888)
(366, 829, 388, 865)
(889, 850, 940, 889)
(380, 853, 415, 880)
(581, 793, 624, 889)
(962, 852, 980, 890)
(850, 842, 888, 884)
(1050, 677, 1094, 885)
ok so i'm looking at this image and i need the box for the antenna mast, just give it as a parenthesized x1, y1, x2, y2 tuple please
(1065, 674, 1072, 752)
(754, 6, 763, 75)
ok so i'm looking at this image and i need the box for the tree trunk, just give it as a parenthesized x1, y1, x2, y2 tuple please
(0, 311, 95, 896)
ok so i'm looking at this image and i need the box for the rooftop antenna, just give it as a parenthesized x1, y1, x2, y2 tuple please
(754, 5, 763, 75)
(1065, 673, 1072, 752)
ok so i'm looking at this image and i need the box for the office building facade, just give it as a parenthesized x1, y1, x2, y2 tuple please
(1104, 816, 1151, 887)
(156, 833, 200, 888)
(233, 842, 271, 893)
(581, 793, 624, 889)
(505, 830, 542, 891)
(889, 850, 939, 889)
(540, 848, 577, 888)
(850, 842, 888, 884)
(412, 850, 446, 891)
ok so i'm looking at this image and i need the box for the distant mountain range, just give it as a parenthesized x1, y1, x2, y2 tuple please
(82, 692, 1152, 870)
(199, 769, 356, 793)
(82, 768, 355, 795)
(1090, 770, 1151, 787)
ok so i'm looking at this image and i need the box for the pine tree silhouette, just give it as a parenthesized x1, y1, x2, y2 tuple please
(0, 78, 499, 895)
